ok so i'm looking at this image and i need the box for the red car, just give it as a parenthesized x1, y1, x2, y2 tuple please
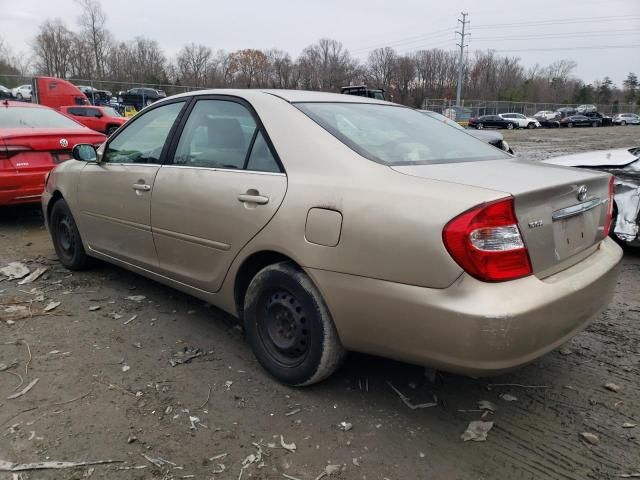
(0, 101, 105, 206)
(59, 105, 127, 135)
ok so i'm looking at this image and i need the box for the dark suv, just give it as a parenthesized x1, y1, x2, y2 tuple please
(117, 88, 166, 109)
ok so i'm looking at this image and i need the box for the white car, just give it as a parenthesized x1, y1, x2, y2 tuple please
(498, 113, 540, 129)
(12, 84, 32, 101)
(613, 113, 640, 126)
(534, 111, 559, 120)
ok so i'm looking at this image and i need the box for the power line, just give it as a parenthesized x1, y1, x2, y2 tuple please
(489, 44, 640, 53)
(351, 27, 456, 53)
(456, 12, 469, 107)
(473, 29, 640, 42)
(472, 14, 640, 29)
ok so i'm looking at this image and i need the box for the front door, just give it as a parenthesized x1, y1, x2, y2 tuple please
(77, 100, 186, 269)
(151, 98, 287, 292)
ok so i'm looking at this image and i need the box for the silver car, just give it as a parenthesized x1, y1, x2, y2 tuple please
(613, 113, 640, 126)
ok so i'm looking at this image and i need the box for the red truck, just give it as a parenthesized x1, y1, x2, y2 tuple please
(59, 105, 127, 135)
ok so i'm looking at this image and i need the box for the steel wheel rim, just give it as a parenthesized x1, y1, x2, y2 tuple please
(258, 289, 310, 367)
(56, 215, 75, 259)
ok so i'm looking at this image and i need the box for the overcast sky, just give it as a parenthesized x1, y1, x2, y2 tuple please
(1, 0, 638, 85)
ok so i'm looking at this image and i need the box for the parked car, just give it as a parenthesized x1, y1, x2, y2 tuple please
(543, 147, 640, 247)
(534, 111, 558, 120)
(118, 87, 166, 109)
(534, 115, 560, 128)
(469, 115, 518, 130)
(421, 110, 513, 153)
(556, 107, 577, 118)
(560, 115, 601, 128)
(498, 113, 541, 129)
(613, 113, 640, 126)
(0, 100, 105, 206)
(0, 85, 14, 99)
(11, 84, 32, 101)
(576, 104, 597, 114)
(60, 105, 127, 135)
(584, 111, 613, 126)
(41, 89, 622, 386)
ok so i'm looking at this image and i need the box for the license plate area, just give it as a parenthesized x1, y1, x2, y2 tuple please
(552, 206, 601, 260)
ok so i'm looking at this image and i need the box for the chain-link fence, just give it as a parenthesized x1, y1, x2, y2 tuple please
(422, 98, 639, 120)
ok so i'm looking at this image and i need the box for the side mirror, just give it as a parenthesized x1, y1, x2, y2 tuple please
(72, 144, 98, 162)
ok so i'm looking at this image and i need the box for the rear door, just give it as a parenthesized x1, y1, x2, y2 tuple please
(83, 107, 104, 132)
(77, 100, 187, 269)
(151, 97, 287, 292)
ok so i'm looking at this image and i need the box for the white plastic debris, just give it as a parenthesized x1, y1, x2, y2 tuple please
(126, 295, 146, 302)
(121, 365, 130, 373)
(499, 393, 518, 402)
(280, 435, 297, 452)
(478, 400, 497, 412)
(338, 421, 353, 432)
(88, 305, 101, 311)
(604, 382, 621, 393)
(580, 432, 599, 445)
(0, 262, 30, 280)
(7, 378, 39, 400)
(461, 421, 494, 442)
(17, 266, 48, 285)
(43, 301, 61, 312)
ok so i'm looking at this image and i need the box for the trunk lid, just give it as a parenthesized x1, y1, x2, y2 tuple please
(392, 158, 612, 278)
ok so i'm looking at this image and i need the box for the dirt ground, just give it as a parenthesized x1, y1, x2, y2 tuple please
(1, 126, 639, 480)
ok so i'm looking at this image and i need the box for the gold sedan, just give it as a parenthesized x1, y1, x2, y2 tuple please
(42, 90, 622, 386)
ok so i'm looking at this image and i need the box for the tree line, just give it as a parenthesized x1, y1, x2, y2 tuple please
(0, 0, 638, 108)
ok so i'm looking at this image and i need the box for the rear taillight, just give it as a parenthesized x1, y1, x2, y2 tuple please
(0, 145, 32, 160)
(603, 176, 615, 239)
(443, 197, 533, 282)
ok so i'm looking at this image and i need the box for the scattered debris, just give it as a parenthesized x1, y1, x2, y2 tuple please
(121, 365, 130, 373)
(338, 421, 353, 432)
(478, 400, 497, 413)
(622, 423, 637, 428)
(17, 267, 48, 285)
(352, 457, 361, 467)
(580, 432, 599, 445)
(127, 435, 137, 444)
(559, 348, 573, 355)
(169, 347, 212, 367)
(224, 380, 233, 390)
(387, 381, 437, 409)
(7, 378, 39, 400)
(285, 408, 301, 417)
(88, 305, 101, 311)
(618, 474, 640, 478)
(212, 463, 226, 474)
(283, 474, 303, 480)
(123, 315, 137, 325)
(604, 382, 621, 393)
(140, 454, 176, 468)
(188, 416, 201, 430)
(314, 464, 342, 480)
(499, 394, 518, 402)
(280, 435, 297, 452)
(43, 301, 61, 312)
(0, 459, 122, 472)
(126, 295, 146, 302)
(209, 453, 227, 461)
(0, 262, 30, 280)
(197, 384, 212, 410)
(461, 421, 494, 442)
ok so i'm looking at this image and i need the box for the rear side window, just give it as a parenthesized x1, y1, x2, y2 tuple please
(174, 100, 257, 170)
(0, 107, 84, 129)
(296, 103, 509, 166)
(68, 107, 85, 116)
(246, 131, 280, 173)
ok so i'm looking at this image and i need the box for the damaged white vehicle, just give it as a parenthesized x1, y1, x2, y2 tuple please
(544, 147, 640, 247)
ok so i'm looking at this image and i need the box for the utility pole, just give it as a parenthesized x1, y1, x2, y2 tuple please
(455, 12, 470, 107)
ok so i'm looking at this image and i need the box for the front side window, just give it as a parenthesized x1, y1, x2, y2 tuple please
(0, 107, 85, 129)
(174, 100, 257, 170)
(102, 107, 121, 117)
(296, 103, 509, 166)
(103, 101, 184, 164)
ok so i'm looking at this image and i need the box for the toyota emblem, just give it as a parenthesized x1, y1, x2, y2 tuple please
(577, 185, 588, 201)
(59, 138, 68, 148)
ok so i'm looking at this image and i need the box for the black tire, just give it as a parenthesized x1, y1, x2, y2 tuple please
(145, 99, 153, 106)
(16, 93, 23, 100)
(50, 199, 94, 270)
(506, 123, 514, 130)
(621, 120, 627, 126)
(567, 122, 574, 128)
(591, 121, 598, 127)
(244, 262, 346, 386)
(527, 122, 535, 129)
(476, 123, 484, 129)
(106, 125, 119, 136)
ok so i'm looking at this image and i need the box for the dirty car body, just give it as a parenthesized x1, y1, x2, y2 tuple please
(42, 89, 622, 385)
(544, 147, 640, 247)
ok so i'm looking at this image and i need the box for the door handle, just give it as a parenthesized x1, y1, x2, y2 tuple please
(238, 193, 269, 205)
(132, 184, 151, 192)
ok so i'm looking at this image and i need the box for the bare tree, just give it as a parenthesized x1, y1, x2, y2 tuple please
(228, 49, 269, 88)
(32, 20, 75, 77)
(75, 0, 111, 79)
(298, 39, 356, 90)
(367, 47, 397, 91)
(176, 43, 212, 87)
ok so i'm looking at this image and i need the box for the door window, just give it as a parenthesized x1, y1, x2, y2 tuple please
(174, 100, 258, 170)
(68, 107, 86, 116)
(246, 131, 280, 173)
(103, 101, 185, 164)
(86, 108, 101, 117)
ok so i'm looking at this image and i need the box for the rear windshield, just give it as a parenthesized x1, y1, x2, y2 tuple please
(0, 107, 84, 129)
(296, 103, 509, 166)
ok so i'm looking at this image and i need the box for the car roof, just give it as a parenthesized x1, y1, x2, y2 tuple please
(1, 100, 48, 109)
(165, 88, 393, 105)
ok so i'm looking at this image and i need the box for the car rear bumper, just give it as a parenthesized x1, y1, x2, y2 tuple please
(0, 172, 45, 205)
(306, 237, 622, 377)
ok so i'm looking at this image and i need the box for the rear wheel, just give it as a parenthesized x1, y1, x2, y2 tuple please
(527, 122, 535, 129)
(591, 121, 598, 127)
(16, 93, 23, 100)
(244, 262, 346, 386)
(621, 120, 627, 126)
(50, 199, 94, 270)
(476, 123, 484, 129)
(506, 123, 514, 130)
(145, 99, 153, 107)
(567, 122, 574, 128)
(106, 125, 119, 136)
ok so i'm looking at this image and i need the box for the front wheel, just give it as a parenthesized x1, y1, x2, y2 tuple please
(591, 122, 598, 127)
(527, 122, 535, 129)
(106, 126, 119, 136)
(145, 99, 153, 106)
(16, 93, 23, 100)
(244, 262, 346, 386)
(506, 123, 514, 130)
(50, 199, 94, 270)
(621, 120, 627, 126)
(567, 122, 574, 128)
(476, 123, 484, 129)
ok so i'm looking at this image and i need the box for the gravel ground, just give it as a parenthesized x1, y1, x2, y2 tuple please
(1, 126, 639, 480)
